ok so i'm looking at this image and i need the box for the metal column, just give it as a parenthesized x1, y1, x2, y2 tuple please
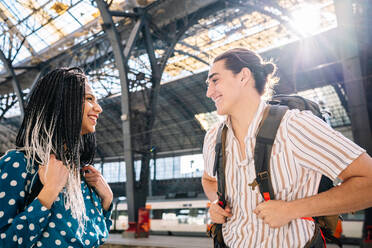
(334, 0, 372, 153)
(96, 0, 143, 225)
(0, 50, 25, 120)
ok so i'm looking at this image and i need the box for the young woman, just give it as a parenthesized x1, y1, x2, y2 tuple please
(0, 68, 113, 247)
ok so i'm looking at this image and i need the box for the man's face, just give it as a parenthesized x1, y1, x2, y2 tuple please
(206, 60, 242, 115)
(81, 83, 102, 135)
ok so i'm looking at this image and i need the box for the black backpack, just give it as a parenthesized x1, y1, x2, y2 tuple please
(212, 95, 342, 247)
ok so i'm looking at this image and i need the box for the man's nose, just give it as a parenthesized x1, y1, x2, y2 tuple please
(206, 84, 214, 98)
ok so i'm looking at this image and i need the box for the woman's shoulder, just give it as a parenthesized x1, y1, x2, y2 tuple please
(0, 149, 28, 171)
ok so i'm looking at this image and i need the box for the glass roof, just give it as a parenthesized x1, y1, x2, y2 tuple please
(0, 0, 340, 119)
(161, 0, 337, 83)
(0, 0, 126, 69)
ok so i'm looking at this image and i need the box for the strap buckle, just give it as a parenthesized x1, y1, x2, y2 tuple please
(257, 171, 269, 180)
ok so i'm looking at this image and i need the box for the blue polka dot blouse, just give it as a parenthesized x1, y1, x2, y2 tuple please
(0, 150, 112, 247)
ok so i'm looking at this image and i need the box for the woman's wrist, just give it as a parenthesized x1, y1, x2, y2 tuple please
(38, 187, 60, 209)
(101, 196, 113, 211)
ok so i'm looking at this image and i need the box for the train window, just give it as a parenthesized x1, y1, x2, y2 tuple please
(117, 210, 128, 216)
(341, 210, 364, 221)
(152, 209, 164, 220)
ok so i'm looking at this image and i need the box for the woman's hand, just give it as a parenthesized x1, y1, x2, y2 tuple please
(38, 154, 69, 208)
(82, 165, 113, 211)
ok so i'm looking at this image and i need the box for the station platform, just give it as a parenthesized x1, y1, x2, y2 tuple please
(103, 234, 360, 248)
(103, 234, 210, 248)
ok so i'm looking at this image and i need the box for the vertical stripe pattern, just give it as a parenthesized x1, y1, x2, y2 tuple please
(203, 101, 365, 248)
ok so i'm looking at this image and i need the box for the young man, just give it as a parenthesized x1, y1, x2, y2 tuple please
(202, 48, 372, 247)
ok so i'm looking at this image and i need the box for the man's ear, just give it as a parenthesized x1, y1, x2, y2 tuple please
(240, 67, 253, 86)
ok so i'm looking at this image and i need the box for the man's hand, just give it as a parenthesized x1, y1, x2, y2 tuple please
(253, 200, 295, 228)
(83, 165, 113, 210)
(209, 200, 233, 224)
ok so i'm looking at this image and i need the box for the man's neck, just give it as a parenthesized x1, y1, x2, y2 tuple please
(229, 96, 261, 142)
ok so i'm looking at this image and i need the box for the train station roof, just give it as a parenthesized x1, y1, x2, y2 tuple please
(0, 0, 350, 159)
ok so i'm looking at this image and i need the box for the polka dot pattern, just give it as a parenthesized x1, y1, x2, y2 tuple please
(0, 150, 112, 247)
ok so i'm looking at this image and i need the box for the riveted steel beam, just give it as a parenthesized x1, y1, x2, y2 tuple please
(96, 0, 143, 224)
(0, 49, 24, 120)
(335, 0, 372, 153)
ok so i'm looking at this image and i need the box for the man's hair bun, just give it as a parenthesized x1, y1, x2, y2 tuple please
(263, 63, 275, 75)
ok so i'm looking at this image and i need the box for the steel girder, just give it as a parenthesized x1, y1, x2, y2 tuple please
(94, 0, 212, 224)
(334, 0, 372, 154)
(0, 50, 25, 120)
(95, 0, 139, 224)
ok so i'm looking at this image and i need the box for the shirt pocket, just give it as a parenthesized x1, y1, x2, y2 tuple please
(269, 151, 294, 197)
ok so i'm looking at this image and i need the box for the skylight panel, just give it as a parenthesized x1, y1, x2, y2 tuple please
(53, 12, 81, 34)
(47, 2, 68, 18)
(12, 46, 31, 64)
(26, 33, 48, 53)
(195, 111, 223, 131)
(0, 3, 17, 25)
(33, 23, 62, 45)
(68, 1, 98, 25)
(2, 0, 32, 21)
(37, 0, 50, 6)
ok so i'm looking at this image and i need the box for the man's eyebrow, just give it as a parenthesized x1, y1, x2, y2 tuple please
(206, 72, 219, 83)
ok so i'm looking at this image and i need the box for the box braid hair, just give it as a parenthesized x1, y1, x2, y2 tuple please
(16, 67, 96, 234)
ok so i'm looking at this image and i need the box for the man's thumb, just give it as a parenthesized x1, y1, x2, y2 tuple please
(225, 204, 231, 212)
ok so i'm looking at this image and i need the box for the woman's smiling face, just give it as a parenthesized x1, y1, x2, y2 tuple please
(81, 83, 102, 135)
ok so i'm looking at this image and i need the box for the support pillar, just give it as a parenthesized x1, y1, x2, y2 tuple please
(335, 0, 372, 243)
(0, 50, 25, 121)
(335, 0, 372, 153)
(96, 0, 142, 231)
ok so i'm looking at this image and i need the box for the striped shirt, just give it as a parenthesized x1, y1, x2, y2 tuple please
(203, 100, 365, 248)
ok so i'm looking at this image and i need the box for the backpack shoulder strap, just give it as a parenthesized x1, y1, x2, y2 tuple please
(213, 124, 224, 177)
(213, 123, 228, 206)
(254, 105, 288, 201)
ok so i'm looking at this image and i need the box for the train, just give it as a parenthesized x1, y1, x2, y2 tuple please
(110, 196, 365, 240)
(111, 196, 210, 236)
